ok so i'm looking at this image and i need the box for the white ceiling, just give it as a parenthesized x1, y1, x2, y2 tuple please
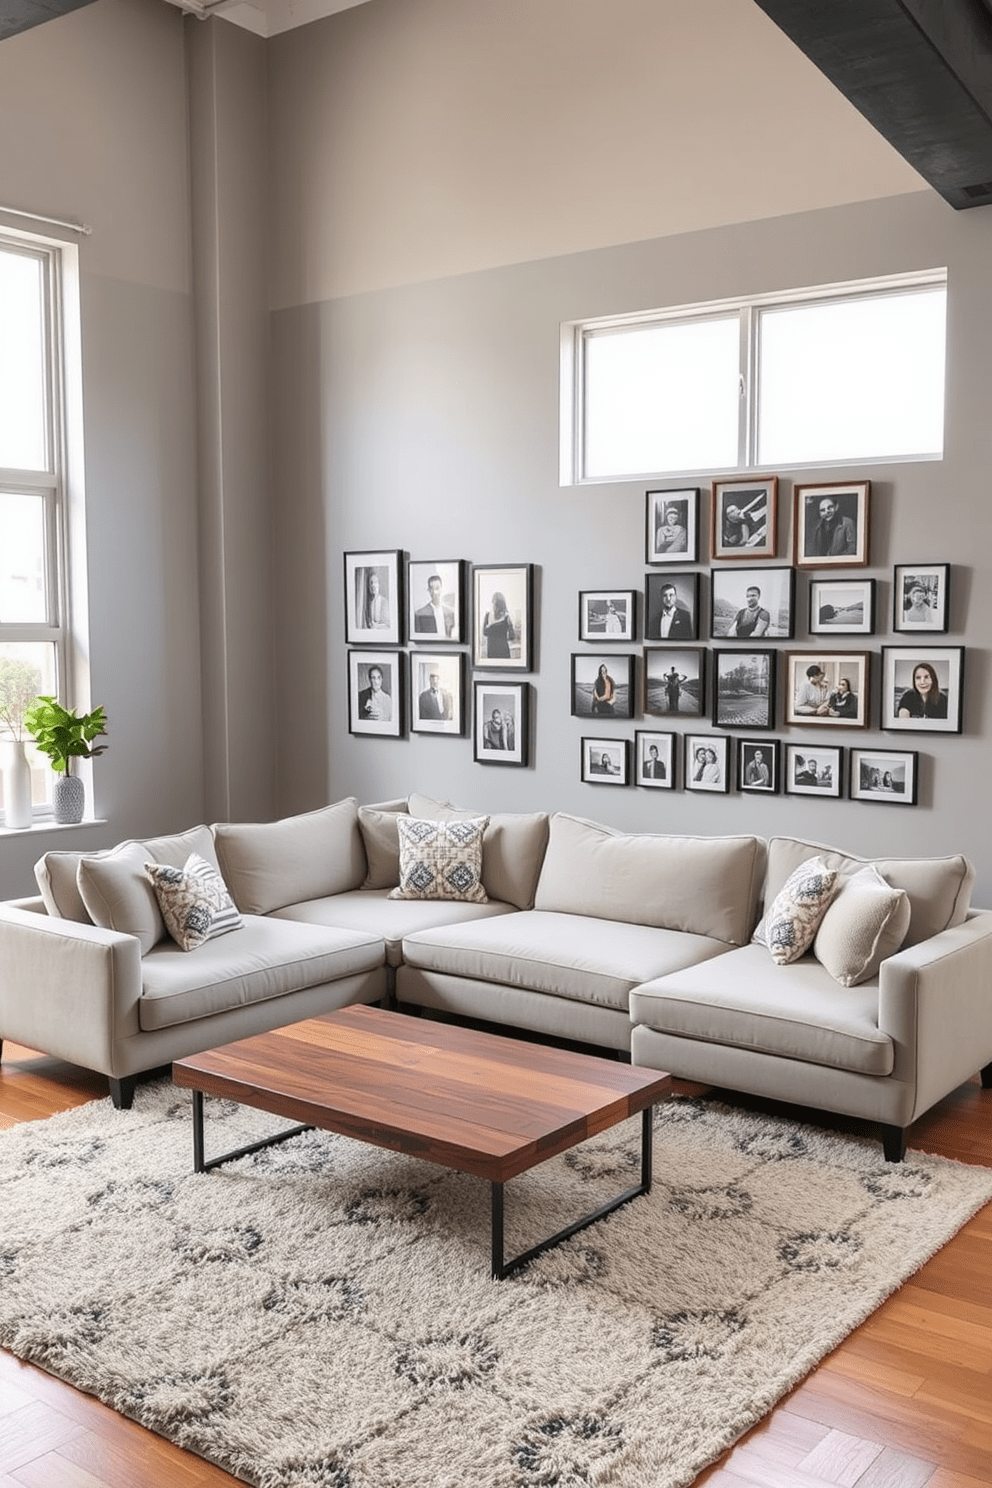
(161, 0, 370, 40)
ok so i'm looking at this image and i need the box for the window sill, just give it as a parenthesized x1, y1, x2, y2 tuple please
(0, 818, 108, 839)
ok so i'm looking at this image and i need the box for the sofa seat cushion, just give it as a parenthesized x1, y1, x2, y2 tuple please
(138, 916, 384, 1032)
(402, 910, 731, 1013)
(270, 890, 517, 966)
(629, 943, 892, 1077)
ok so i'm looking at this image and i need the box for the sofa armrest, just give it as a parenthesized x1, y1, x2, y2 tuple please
(879, 909, 992, 1119)
(0, 903, 143, 1076)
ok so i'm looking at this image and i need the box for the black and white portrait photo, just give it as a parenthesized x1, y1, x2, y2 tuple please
(849, 748, 918, 805)
(794, 482, 870, 568)
(786, 744, 843, 798)
(410, 652, 463, 735)
(711, 478, 777, 560)
(581, 736, 629, 786)
(644, 572, 699, 641)
(635, 730, 675, 789)
(646, 488, 699, 564)
(881, 646, 964, 734)
(571, 653, 635, 718)
(348, 650, 403, 737)
(344, 549, 403, 645)
(684, 734, 730, 793)
(784, 652, 869, 729)
(738, 739, 780, 794)
(711, 567, 794, 639)
(644, 647, 705, 717)
(473, 681, 529, 765)
(472, 564, 533, 670)
(408, 559, 464, 642)
(893, 564, 950, 633)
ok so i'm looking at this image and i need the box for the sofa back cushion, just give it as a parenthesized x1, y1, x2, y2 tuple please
(213, 798, 365, 915)
(406, 793, 550, 909)
(762, 835, 974, 949)
(34, 824, 219, 926)
(358, 804, 406, 890)
(76, 841, 167, 954)
(533, 812, 765, 945)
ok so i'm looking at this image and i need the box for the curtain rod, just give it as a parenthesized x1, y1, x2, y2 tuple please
(0, 205, 92, 236)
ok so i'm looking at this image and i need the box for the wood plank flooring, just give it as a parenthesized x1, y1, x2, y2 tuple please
(0, 1038, 989, 1488)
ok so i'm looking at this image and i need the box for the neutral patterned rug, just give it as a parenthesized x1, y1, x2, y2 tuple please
(1, 1084, 990, 1488)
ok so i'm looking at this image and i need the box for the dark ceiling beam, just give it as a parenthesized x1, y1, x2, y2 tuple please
(0, 0, 98, 43)
(751, 0, 992, 208)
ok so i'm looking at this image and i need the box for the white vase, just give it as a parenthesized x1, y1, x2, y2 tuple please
(3, 740, 33, 830)
(53, 772, 86, 825)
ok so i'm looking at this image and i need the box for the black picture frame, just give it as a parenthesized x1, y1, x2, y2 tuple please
(849, 748, 919, 805)
(710, 566, 794, 640)
(344, 549, 404, 646)
(784, 651, 870, 728)
(347, 649, 404, 737)
(684, 733, 730, 793)
(578, 589, 636, 643)
(407, 559, 465, 643)
(581, 736, 629, 785)
(785, 743, 844, 798)
(892, 563, 950, 634)
(794, 481, 870, 568)
(737, 738, 781, 794)
(409, 651, 465, 736)
(473, 680, 530, 766)
(644, 571, 700, 642)
(711, 477, 778, 560)
(635, 730, 676, 789)
(880, 646, 964, 734)
(471, 563, 534, 671)
(809, 577, 877, 636)
(643, 646, 706, 717)
(712, 649, 776, 731)
(571, 653, 636, 719)
(646, 487, 699, 564)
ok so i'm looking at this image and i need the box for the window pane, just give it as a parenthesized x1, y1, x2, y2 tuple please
(0, 248, 48, 471)
(0, 640, 57, 815)
(584, 316, 740, 478)
(757, 289, 946, 465)
(0, 491, 48, 622)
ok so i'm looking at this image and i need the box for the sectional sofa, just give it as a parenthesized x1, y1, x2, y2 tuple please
(1, 791, 990, 1161)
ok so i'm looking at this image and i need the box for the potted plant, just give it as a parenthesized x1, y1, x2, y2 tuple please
(0, 657, 42, 830)
(23, 695, 108, 824)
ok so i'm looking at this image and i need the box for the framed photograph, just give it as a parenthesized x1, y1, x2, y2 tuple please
(711, 477, 778, 560)
(880, 646, 964, 733)
(784, 651, 870, 728)
(581, 736, 629, 785)
(644, 571, 700, 641)
(710, 566, 794, 639)
(893, 564, 950, 633)
(644, 647, 706, 717)
(410, 652, 464, 735)
(579, 589, 636, 643)
(712, 649, 776, 731)
(646, 488, 699, 564)
(785, 744, 843, 799)
(407, 559, 465, 643)
(472, 564, 534, 671)
(344, 549, 403, 645)
(849, 748, 919, 805)
(809, 578, 876, 636)
(635, 730, 675, 789)
(347, 650, 403, 737)
(473, 681, 529, 766)
(571, 653, 635, 719)
(737, 738, 780, 794)
(794, 481, 870, 568)
(684, 733, 730, 793)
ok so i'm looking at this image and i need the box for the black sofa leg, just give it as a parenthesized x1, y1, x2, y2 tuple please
(881, 1124, 906, 1163)
(981, 1062, 992, 1089)
(109, 1076, 137, 1110)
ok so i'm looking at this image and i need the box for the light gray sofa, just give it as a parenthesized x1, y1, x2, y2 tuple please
(1, 793, 990, 1161)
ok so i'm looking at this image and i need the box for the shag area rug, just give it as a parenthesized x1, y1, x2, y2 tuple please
(1, 1084, 990, 1488)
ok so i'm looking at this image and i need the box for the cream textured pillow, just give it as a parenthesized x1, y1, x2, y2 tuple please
(76, 842, 167, 955)
(762, 857, 838, 966)
(813, 865, 911, 986)
(358, 805, 404, 889)
(145, 853, 243, 952)
(388, 816, 489, 903)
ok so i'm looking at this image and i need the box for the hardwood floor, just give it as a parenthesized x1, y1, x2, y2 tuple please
(0, 1039, 989, 1488)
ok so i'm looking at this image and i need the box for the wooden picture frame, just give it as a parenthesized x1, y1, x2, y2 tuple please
(711, 477, 778, 559)
(646, 487, 699, 564)
(473, 680, 530, 765)
(794, 481, 870, 568)
(849, 748, 919, 805)
(344, 549, 403, 645)
(784, 651, 870, 728)
(634, 730, 676, 789)
(471, 563, 534, 670)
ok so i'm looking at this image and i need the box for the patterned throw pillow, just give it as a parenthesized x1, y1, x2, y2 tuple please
(762, 856, 838, 966)
(387, 816, 489, 903)
(145, 853, 244, 952)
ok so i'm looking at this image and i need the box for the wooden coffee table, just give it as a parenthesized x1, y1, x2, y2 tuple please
(172, 1005, 671, 1279)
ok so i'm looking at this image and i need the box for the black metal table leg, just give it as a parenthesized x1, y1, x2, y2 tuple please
(190, 1088, 314, 1174)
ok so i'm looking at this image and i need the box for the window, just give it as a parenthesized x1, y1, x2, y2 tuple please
(562, 272, 947, 484)
(0, 232, 77, 823)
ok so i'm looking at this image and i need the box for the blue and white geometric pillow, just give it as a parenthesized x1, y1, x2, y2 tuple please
(145, 852, 243, 952)
(388, 816, 489, 903)
(762, 856, 838, 966)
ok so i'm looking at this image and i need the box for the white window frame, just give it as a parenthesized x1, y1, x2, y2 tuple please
(560, 269, 947, 486)
(1, 226, 88, 825)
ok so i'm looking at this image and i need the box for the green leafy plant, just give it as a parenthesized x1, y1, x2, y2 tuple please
(0, 657, 42, 741)
(23, 696, 108, 776)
